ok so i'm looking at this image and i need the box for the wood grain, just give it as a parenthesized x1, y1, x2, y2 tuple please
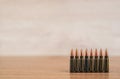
(0, 56, 119, 79)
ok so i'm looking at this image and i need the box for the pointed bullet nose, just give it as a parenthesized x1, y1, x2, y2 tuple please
(85, 48, 88, 56)
(75, 48, 78, 56)
(95, 48, 98, 56)
(71, 49, 74, 56)
(80, 49, 83, 56)
(100, 48, 102, 56)
(90, 48, 93, 56)
(105, 48, 108, 56)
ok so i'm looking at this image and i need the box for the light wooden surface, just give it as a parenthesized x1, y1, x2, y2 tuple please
(0, 56, 120, 79)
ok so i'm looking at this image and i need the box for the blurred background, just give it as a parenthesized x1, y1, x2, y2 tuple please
(0, 0, 120, 56)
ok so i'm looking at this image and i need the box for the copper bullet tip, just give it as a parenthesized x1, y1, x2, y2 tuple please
(95, 48, 98, 56)
(71, 49, 74, 56)
(105, 48, 108, 56)
(80, 49, 83, 56)
(100, 48, 102, 56)
(90, 49, 93, 56)
(75, 48, 78, 56)
(85, 48, 88, 56)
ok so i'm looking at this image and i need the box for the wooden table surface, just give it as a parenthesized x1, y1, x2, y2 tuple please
(0, 56, 120, 79)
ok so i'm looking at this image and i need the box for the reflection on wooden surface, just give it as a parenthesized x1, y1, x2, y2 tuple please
(70, 73, 109, 79)
(0, 56, 119, 79)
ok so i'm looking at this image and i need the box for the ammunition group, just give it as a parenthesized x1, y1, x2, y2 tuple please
(70, 48, 109, 73)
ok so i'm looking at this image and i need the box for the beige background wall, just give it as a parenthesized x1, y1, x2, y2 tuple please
(0, 0, 120, 56)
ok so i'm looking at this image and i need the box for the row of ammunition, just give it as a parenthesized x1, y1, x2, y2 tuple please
(70, 49, 109, 73)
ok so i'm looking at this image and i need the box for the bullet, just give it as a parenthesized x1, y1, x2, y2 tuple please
(70, 49, 74, 73)
(99, 49, 104, 72)
(74, 49, 79, 72)
(89, 49, 94, 72)
(79, 49, 84, 72)
(84, 49, 89, 72)
(94, 49, 99, 72)
(104, 49, 109, 72)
